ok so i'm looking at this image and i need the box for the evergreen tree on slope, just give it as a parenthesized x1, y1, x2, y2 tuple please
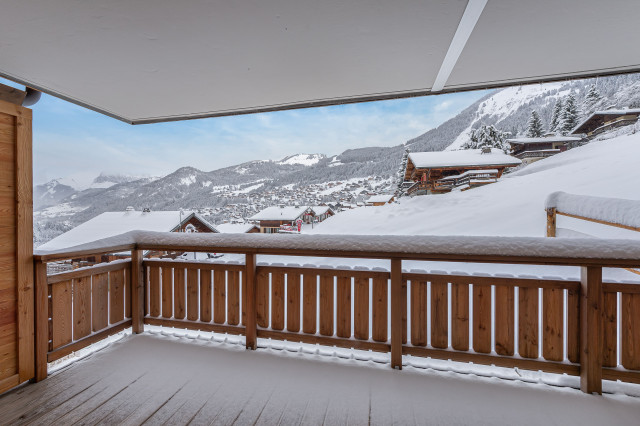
(557, 93, 579, 135)
(462, 125, 510, 153)
(395, 147, 410, 197)
(582, 84, 602, 117)
(525, 110, 544, 138)
(549, 98, 563, 133)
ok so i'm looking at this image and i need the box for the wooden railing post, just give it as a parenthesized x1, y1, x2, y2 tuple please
(34, 259, 48, 381)
(245, 253, 257, 350)
(131, 249, 145, 334)
(391, 258, 402, 369)
(546, 207, 556, 237)
(580, 266, 603, 394)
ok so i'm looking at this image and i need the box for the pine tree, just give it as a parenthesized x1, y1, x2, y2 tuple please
(582, 84, 601, 117)
(557, 93, 579, 135)
(549, 99, 563, 133)
(462, 125, 510, 153)
(525, 110, 544, 138)
(395, 147, 410, 197)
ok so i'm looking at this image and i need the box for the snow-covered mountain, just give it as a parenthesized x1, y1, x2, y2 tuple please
(33, 73, 640, 245)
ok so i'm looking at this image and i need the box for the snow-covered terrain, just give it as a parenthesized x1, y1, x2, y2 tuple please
(277, 153, 325, 166)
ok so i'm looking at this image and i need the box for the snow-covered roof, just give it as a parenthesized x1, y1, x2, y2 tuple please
(507, 136, 581, 144)
(38, 210, 216, 251)
(546, 191, 640, 230)
(310, 206, 333, 216)
(572, 108, 640, 134)
(408, 149, 521, 169)
(215, 223, 259, 233)
(250, 206, 310, 221)
(366, 195, 394, 204)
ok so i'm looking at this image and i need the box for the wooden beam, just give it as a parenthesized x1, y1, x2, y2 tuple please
(131, 250, 145, 334)
(0, 82, 26, 105)
(245, 253, 257, 350)
(556, 211, 640, 233)
(34, 260, 48, 382)
(546, 208, 556, 237)
(390, 258, 403, 369)
(580, 266, 603, 394)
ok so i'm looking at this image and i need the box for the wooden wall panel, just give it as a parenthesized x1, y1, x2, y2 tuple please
(473, 284, 491, 354)
(494, 285, 514, 356)
(302, 273, 317, 334)
(518, 287, 539, 359)
(451, 281, 469, 351)
(431, 278, 448, 349)
(286, 273, 301, 332)
(353, 277, 369, 340)
(410, 280, 427, 347)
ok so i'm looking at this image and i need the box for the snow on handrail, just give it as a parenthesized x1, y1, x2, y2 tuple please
(546, 191, 640, 230)
(34, 230, 640, 266)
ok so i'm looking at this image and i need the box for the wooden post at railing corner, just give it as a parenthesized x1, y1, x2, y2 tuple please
(580, 266, 603, 395)
(34, 259, 48, 382)
(245, 253, 257, 350)
(390, 258, 403, 370)
(546, 207, 556, 237)
(131, 249, 145, 334)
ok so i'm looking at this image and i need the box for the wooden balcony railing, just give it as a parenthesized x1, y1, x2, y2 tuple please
(33, 231, 640, 395)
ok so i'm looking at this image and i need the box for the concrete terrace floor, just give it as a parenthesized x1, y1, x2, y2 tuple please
(1, 332, 640, 425)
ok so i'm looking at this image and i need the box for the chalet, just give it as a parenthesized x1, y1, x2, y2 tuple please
(215, 223, 260, 233)
(309, 205, 335, 222)
(571, 108, 640, 138)
(366, 194, 395, 206)
(249, 205, 311, 233)
(38, 209, 217, 264)
(507, 135, 582, 164)
(404, 148, 521, 195)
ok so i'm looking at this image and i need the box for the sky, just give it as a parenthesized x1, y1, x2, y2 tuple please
(1, 77, 489, 187)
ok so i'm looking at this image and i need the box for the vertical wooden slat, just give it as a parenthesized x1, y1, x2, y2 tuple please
(47, 287, 52, 353)
(34, 261, 48, 381)
(131, 250, 144, 334)
(402, 279, 407, 345)
(391, 259, 402, 369)
(543, 288, 563, 361)
(494, 285, 514, 356)
(546, 207, 556, 237)
(173, 268, 186, 320)
(336, 276, 351, 338)
(124, 267, 131, 319)
(109, 269, 125, 324)
(91, 273, 108, 332)
(319, 274, 334, 336)
(580, 266, 602, 394)
(473, 283, 491, 354)
(302, 273, 317, 334)
(245, 254, 257, 350)
(227, 270, 240, 326)
(73, 277, 91, 340)
(256, 270, 269, 328)
(148, 266, 161, 317)
(200, 269, 212, 323)
(372, 277, 388, 342)
(621, 293, 640, 370)
(353, 277, 369, 340)
(451, 281, 469, 351)
(431, 278, 448, 349)
(213, 269, 226, 324)
(161, 267, 173, 319)
(271, 272, 285, 330)
(286, 273, 301, 332)
(518, 287, 538, 359)
(410, 280, 427, 346)
(602, 291, 617, 367)
(186, 269, 199, 321)
(567, 288, 580, 363)
(51, 280, 72, 349)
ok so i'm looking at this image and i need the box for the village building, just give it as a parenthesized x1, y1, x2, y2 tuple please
(249, 205, 311, 233)
(215, 223, 260, 233)
(507, 135, 582, 164)
(38, 209, 218, 266)
(571, 108, 640, 138)
(404, 149, 521, 195)
(309, 206, 335, 222)
(365, 194, 395, 206)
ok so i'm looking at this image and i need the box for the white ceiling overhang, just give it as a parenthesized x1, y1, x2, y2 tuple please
(1, 0, 639, 124)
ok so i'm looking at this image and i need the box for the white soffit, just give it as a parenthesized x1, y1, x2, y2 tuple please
(0, 0, 639, 124)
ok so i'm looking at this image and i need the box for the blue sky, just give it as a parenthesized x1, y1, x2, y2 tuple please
(1, 78, 489, 186)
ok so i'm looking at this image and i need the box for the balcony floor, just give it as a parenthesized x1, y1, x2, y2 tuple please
(2, 333, 640, 425)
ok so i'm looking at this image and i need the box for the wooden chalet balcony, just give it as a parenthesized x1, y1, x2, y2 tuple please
(4, 231, 640, 422)
(514, 149, 561, 159)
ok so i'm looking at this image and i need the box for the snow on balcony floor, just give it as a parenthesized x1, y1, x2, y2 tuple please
(2, 332, 640, 425)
